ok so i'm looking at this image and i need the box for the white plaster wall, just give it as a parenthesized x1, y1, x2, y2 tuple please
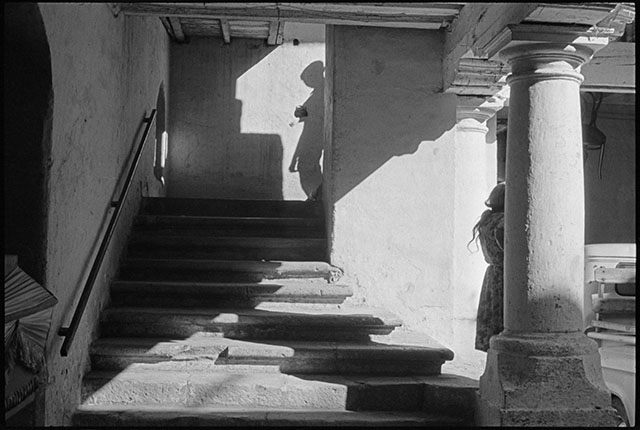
(326, 26, 463, 348)
(39, 4, 169, 425)
(167, 24, 325, 200)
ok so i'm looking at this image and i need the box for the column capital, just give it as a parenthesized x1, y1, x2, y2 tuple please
(481, 23, 610, 62)
(499, 42, 598, 86)
(456, 92, 507, 134)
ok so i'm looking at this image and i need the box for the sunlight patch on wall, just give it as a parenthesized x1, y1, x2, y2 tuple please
(234, 32, 326, 200)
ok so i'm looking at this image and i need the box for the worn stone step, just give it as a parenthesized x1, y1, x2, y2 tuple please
(127, 235, 327, 261)
(89, 336, 451, 375)
(134, 215, 325, 238)
(119, 258, 342, 283)
(100, 307, 402, 341)
(73, 405, 467, 427)
(142, 197, 323, 219)
(110, 279, 352, 307)
(80, 372, 460, 412)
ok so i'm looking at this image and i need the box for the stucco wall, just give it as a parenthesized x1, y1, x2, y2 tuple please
(326, 26, 469, 350)
(39, 4, 169, 425)
(167, 24, 325, 200)
(584, 95, 635, 244)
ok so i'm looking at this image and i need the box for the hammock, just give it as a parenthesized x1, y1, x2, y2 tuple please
(4, 259, 57, 414)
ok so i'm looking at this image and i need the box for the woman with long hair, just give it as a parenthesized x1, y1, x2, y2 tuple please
(470, 182, 505, 352)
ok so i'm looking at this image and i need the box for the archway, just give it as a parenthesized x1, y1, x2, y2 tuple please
(154, 82, 167, 184)
(3, 3, 53, 426)
(4, 3, 53, 285)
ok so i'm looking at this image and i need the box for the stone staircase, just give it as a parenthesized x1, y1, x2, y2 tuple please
(73, 197, 478, 426)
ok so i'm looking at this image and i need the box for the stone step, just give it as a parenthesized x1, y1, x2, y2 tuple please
(100, 307, 403, 341)
(73, 405, 467, 427)
(142, 197, 323, 219)
(127, 235, 326, 261)
(110, 279, 352, 307)
(89, 336, 451, 375)
(134, 215, 325, 238)
(79, 372, 473, 413)
(119, 258, 342, 283)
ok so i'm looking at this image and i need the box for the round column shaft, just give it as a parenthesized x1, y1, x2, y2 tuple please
(452, 97, 501, 360)
(477, 42, 618, 427)
(502, 43, 592, 333)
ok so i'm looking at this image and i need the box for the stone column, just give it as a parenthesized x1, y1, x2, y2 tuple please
(477, 42, 618, 426)
(451, 96, 502, 369)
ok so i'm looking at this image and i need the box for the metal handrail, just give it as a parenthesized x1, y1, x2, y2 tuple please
(58, 109, 157, 356)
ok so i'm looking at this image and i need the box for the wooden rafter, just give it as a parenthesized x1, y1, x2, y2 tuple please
(159, 17, 174, 38)
(443, 3, 538, 91)
(220, 19, 231, 44)
(160, 16, 187, 42)
(168, 16, 186, 42)
(267, 20, 284, 45)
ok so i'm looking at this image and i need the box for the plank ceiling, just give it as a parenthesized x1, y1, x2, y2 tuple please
(116, 2, 635, 52)
(119, 2, 467, 43)
(118, 2, 634, 45)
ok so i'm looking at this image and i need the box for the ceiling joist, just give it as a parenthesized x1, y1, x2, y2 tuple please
(220, 19, 231, 43)
(160, 16, 187, 42)
(168, 16, 185, 42)
(267, 20, 284, 45)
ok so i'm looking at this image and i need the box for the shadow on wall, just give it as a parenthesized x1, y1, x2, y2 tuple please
(328, 27, 457, 203)
(331, 92, 457, 202)
(289, 61, 324, 200)
(168, 38, 283, 200)
(3, 2, 53, 286)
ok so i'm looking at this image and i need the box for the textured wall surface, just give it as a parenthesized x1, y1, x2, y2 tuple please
(167, 24, 325, 200)
(325, 25, 462, 349)
(39, 4, 169, 425)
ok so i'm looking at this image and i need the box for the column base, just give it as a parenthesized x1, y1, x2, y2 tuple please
(477, 331, 620, 427)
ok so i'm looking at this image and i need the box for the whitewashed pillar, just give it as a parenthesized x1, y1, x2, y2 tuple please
(476, 41, 618, 426)
(452, 96, 502, 358)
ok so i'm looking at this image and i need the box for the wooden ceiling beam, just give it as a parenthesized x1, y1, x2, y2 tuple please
(119, 2, 458, 29)
(267, 20, 278, 45)
(267, 20, 284, 45)
(442, 2, 635, 94)
(443, 3, 538, 92)
(168, 16, 186, 42)
(159, 16, 187, 42)
(220, 19, 231, 44)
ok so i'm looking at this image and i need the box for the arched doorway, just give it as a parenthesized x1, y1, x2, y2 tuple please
(3, 3, 53, 285)
(154, 82, 167, 184)
(3, 3, 53, 426)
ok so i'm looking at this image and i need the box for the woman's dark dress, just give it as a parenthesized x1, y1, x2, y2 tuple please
(475, 211, 505, 352)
